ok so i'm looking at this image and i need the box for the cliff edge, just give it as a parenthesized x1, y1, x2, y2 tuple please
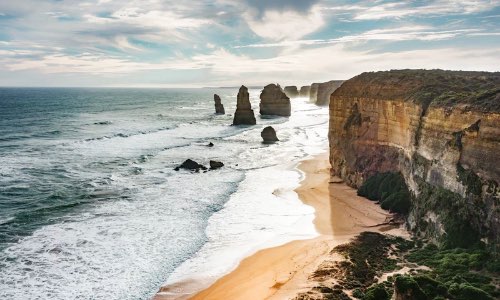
(328, 69, 500, 248)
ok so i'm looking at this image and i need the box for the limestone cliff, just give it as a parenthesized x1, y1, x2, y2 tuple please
(316, 80, 343, 106)
(328, 70, 500, 246)
(233, 85, 256, 125)
(259, 84, 291, 117)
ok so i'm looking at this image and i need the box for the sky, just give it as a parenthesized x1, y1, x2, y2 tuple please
(0, 0, 499, 87)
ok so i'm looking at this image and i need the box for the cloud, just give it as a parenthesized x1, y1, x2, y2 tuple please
(323, 0, 500, 20)
(0, 0, 499, 86)
(244, 5, 324, 40)
(3, 52, 206, 74)
(84, 6, 212, 41)
(241, 0, 320, 14)
(182, 44, 500, 86)
(235, 26, 482, 48)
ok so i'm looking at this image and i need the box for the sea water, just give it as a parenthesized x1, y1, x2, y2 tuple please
(0, 87, 329, 299)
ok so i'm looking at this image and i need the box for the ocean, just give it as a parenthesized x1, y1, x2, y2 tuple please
(0, 87, 328, 299)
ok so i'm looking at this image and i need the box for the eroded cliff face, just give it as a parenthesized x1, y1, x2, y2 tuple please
(329, 70, 500, 246)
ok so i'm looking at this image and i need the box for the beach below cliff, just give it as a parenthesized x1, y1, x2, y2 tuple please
(170, 152, 408, 300)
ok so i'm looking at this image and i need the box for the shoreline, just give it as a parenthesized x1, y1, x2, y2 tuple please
(181, 151, 407, 300)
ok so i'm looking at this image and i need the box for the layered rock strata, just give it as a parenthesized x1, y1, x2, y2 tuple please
(232, 85, 256, 125)
(259, 84, 291, 117)
(328, 70, 500, 246)
(214, 94, 225, 114)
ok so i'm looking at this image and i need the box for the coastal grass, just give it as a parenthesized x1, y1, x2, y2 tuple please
(352, 70, 500, 112)
(359, 240, 500, 300)
(297, 232, 498, 300)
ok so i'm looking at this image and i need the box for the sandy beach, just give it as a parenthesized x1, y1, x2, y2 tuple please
(178, 152, 407, 300)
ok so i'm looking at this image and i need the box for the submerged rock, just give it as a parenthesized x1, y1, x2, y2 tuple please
(174, 159, 207, 172)
(232, 85, 256, 125)
(259, 84, 291, 117)
(209, 160, 224, 170)
(284, 86, 299, 98)
(214, 94, 225, 114)
(261, 126, 279, 143)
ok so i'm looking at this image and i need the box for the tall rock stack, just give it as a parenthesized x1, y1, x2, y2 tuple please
(299, 85, 310, 98)
(283, 86, 299, 98)
(232, 85, 256, 125)
(259, 84, 291, 117)
(214, 94, 225, 114)
(309, 83, 320, 103)
(316, 80, 343, 106)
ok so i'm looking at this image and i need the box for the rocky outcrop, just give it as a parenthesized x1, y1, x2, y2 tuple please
(261, 126, 279, 143)
(284, 86, 299, 98)
(259, 84, 291, 116)
(299, 86, 310, 98)
(316, 80, 343, 106)
(232, 85, 256, 125)
(328, 70, 500, 246)
(309, 83, 320, 103)
(214, 94, 225, 114)
(174, 159, 207, 172)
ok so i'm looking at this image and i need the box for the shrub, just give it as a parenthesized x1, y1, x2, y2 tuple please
(358, 172, 411, 215)
(363, 284, 389, 300)
(394, 276, 427, 300)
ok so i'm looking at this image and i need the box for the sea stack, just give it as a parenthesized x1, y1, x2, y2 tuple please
(214, 94, 225, 114)
(261, 126, 279, 143)
(283, 86, 299, 98)
(259, 84, 291, 117)
(232, 85, 256, 125)
(309, 83, 320, 103)
(299, 85, 311, 98)
(316, 80, 343, 106)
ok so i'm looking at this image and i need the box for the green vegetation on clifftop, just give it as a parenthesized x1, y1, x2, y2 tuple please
(344, 70, 500, 112)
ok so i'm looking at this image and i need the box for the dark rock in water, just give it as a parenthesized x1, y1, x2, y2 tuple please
(214, 94, 225, 114)
(207, 142, 214, 147)
(94, 121, 112, 125)
(261, 126, 279, 143)
(174, 159, 207, 172)
(299, 86, 310, 97)
(233, 85, 256, 125)
(259, 84, 291, 117)
(209, 160, 224, 169)
(284, 86, 299, 98)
